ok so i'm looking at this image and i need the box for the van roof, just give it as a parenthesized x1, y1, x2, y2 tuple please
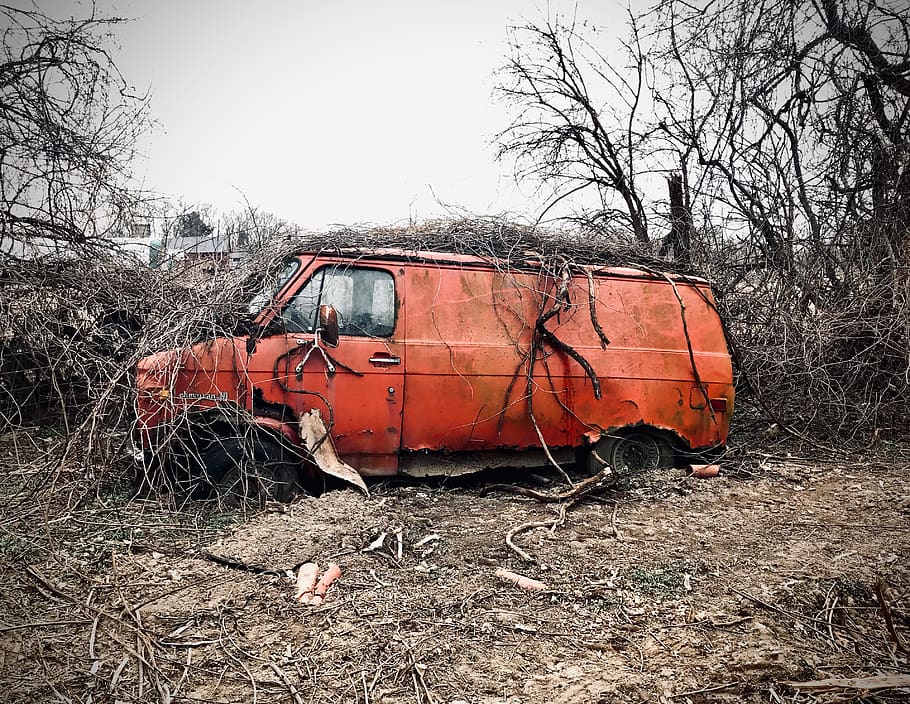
(299, 247, 710, 284)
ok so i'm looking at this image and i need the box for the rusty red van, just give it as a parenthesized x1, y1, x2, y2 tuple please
(136, 249, 733, 500)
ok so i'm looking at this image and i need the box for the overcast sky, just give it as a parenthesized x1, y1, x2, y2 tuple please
(40, 0, 629, 229)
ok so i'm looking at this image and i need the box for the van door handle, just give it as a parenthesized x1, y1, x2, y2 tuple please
(369, 353, 401, 365)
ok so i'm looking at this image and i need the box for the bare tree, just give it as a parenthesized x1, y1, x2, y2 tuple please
(0, 4, 149, 245)
(496, 16, 652, 242)
(496, 1, 910, 435)
(654, 0, 910, 433)
(221, 205, 299, 252)
(654, 0, 910, 278)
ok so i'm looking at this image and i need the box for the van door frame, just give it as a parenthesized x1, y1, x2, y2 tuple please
(250, 256, 406, 475)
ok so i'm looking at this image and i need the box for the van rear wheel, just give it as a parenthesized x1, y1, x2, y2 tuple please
(588, 429, 673, 476)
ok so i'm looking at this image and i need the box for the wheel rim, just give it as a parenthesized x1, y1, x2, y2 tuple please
(164, 433, 221, 499)
(612, 432, 662, 473)
(216, 465, 267, 507)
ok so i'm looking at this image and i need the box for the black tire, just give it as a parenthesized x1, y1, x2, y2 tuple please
(588, 428, 674, 476)
(160, 431, 223, 500)
(201, 434, 302, 506)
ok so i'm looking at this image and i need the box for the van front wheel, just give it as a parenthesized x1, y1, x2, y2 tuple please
(202, 435, 302, 506)
(588, 430, 673, 476)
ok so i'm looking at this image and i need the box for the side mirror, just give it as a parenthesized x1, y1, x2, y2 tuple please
(319, 305, 339, 347)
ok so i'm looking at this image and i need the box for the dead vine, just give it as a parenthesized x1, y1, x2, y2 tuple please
(495, 465, 617, 563)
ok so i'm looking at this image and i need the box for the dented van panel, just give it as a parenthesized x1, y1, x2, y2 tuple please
(136, 248, 734, 480)
(396, 261, 730, 454)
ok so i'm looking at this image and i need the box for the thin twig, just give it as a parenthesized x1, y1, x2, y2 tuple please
(875, 578, 910, 655)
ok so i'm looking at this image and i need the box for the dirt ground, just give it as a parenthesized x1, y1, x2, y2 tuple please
(1, 450, 908, 703)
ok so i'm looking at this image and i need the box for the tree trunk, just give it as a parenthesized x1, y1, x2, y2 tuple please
(661, 173, 692, 261)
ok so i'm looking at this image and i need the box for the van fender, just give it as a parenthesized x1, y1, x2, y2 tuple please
(583, 424, 679, 474)
(255, 412, 369, 495)
(583, 424, 684, 450)
(252, 416, 302, 447)
(171, 408, 368, 494)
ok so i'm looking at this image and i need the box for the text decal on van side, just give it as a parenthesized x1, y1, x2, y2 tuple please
(178, 391, 228, 402)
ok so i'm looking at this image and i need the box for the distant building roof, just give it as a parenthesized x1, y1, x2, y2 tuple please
(171, 232, 230, 255)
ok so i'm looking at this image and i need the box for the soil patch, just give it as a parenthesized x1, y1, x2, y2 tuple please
(1, 458, 908, 702)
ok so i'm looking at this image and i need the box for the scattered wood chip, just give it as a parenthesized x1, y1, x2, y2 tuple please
(690, 463, 720, 478)
(364, 532, 387, 552)
(309, 563, 341, 607)
(413, 534, 440, 549)
(295, 562, 319, 603)
(494, 568, 548, 592)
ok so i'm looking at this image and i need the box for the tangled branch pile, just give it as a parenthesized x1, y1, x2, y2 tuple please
(0, 248, 257, 478)
(699, 232, 910, 439)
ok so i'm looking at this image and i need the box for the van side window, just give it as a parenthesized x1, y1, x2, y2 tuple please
(282, 266, 395, 337)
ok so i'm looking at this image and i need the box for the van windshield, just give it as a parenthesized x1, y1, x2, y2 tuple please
(247, 259, 300, 317)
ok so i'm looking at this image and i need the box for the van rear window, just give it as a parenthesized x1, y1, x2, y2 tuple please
(282, 266, 395, 337)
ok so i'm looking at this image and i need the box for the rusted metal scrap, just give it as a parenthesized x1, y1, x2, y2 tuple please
(298, 408, 369, 494)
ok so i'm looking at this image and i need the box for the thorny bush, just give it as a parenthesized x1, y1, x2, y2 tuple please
(692, 228, 910, 441)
